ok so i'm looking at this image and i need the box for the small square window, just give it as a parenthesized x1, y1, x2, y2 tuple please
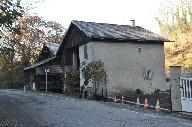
(144, 70, 153, 80)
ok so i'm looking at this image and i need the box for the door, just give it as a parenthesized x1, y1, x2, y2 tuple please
(180, 77, 192, 112)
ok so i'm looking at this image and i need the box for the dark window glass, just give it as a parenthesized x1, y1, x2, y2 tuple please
(84, 45, 88, 59)
(185, 80, 187, 98)
(65, 49, 73, 66)
(138, 47, 141, 53)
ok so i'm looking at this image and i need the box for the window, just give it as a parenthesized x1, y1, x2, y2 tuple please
(143, 70, 153, 80)
(84, 45, 88, 59)
(138, 47, 141, 53)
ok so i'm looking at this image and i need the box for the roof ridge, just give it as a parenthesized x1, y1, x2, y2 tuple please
(72, 20, 133, 27)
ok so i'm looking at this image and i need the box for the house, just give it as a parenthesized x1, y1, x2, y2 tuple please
(24, 43, 63, 92)
(57, 20, 170, 96)
(38, 43, 59, 62)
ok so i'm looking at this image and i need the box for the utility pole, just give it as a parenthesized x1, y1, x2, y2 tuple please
(45, 69, 49, 92)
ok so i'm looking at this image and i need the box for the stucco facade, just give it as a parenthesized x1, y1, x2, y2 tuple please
(79, 42, 94, 88)
(79, 41, 166, 95)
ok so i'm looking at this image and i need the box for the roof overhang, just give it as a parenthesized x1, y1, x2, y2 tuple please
(24, 57, 56, 71)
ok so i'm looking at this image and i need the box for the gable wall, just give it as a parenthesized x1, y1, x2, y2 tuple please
(91, 41, 166, 94)
(65, 25, 87, 48)
(38, 46, 53, 62)
(60, 25, 89, 69)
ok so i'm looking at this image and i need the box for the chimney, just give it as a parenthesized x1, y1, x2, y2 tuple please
(130, 20, 135, 27)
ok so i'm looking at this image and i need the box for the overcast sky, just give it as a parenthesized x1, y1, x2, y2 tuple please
(29, 0, 168, 33)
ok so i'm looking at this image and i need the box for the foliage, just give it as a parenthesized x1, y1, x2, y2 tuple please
(5, 80, 25, 89)
(0, 0, 24, 37)
(0, 14, 66, 89)
(82, 60, 107, 86)
(1, 14, 65, 67)
(0, 0, 36, 78)
(156, 0, 192, 67)
(0, 1, 66, 89)
(63, 70, 80, 95)
(2, 14, 65, 65)
(81, 60, 107, 95)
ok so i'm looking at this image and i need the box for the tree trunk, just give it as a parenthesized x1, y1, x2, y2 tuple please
(102, 85, 103, 97)
(94, 82, 97, 95)
(105, 74, 107, 97)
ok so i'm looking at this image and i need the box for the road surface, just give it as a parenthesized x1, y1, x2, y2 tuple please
(0, 90, 191, 127)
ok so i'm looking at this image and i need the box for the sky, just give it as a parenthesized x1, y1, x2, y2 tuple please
(29, 0, 168, 33)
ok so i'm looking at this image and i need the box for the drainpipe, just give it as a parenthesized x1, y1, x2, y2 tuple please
(45, 69, 49, 92)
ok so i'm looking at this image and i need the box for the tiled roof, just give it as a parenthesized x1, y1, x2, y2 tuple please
(72, 20, 170, 42)
(46, 42, 60, 55)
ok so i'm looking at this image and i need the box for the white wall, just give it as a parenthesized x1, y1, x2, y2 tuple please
(91, 42, 166, 94)
(79, 42, 94, 87)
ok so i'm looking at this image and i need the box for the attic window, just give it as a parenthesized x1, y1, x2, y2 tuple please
(84, 45, 88, 59)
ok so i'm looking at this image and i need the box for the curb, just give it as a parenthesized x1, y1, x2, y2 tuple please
(109, 97, 171, 112)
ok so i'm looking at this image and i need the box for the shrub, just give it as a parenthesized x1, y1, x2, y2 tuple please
(81, 60, 107, 96)
(63, 70, 79, 95)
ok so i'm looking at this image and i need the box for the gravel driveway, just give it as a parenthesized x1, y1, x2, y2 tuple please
(0, 89, 192, 127)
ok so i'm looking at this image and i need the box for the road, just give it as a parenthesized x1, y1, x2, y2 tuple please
(0, 90, 192, 127)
